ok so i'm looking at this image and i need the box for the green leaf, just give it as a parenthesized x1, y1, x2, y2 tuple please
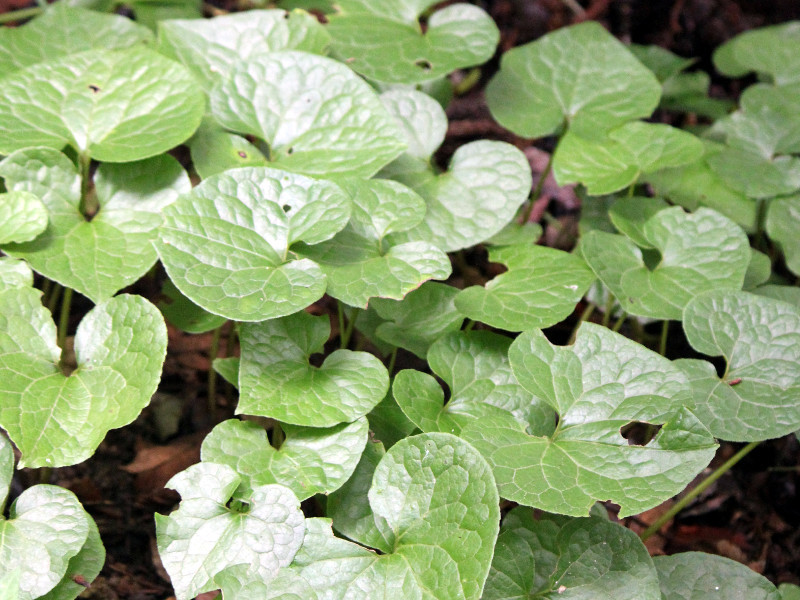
(677, 290, 800, 441)
(0, 191, 47, 244)
(210, 51, 405, 178)
(370, 281, 464, 358)
(158, 9, 330, 90)
(628, 43, 695, 82)
(729, 83, 800, 155)
(238, 311, 389, 427)
(486, 22, 661, 139)
(455, 244, 595, 331)
(780, 584, 800, 600)
(157, 279, 227, 334)
(0, 571, 20, 600)
(608, 196, 670, 248)
(187, 118, 269, 180)
(744, 248, 771, 290)
(156, 462, 306, 600)
(767, 194, 800, 276)
(327, 2, 499, 84)
(200, 417, 368, 501)
(393, 330, 556, 437)
(367, 394, 417, 449)
(754, 284, 800, 307)
(39, 517, 105, 600)
(0, 291, 167, 467)
(579, 207, 751, 320)
(380, 89, 447, 162)
(0, 3, 152, 78)
(713, 22, 800, 85)
(0, 257, 33, 289)
(129, 0, 202, 30)
(460, 323, 717, 517)
(0, 47, 203, 162)
(0, 148, 190, 303)
(296, 178, 451, 307)
(553, 123, 703, 195)
(486, 222, 544, 247)
(156, 167, 350, 321)
(483, 507, 660, 600)
(389, 140, 532, 252)
(654, 552, 780, 600)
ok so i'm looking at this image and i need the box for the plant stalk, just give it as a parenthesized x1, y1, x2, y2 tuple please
(0, 5, 42, 24)
(386, 347, 398, 376)
(78, 153, 97, 219)
(640, 441, 760, 541)
(568, 302, 595, 344)
(520, 151, 554, 225)
(338, 303, 357, 349)
(45, 281, 63, 314)
(600, 293, 616, 328)
(658, 320, 669, 356)
(57, 287, 73, 366)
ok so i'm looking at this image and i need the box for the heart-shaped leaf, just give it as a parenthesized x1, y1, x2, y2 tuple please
(676, 290, 800, 441)
(553, 122, 703, 195)
(200, 417, 368, 501)
(367, 394, 417, 449)
(580, 207, 751, 320)
(608, 196, 670, 248)
(0, 191, 47, 244)
(654, 553, 781, 600)
(460, 323, 717, 516)
(156, 167, 350, 321)
(486, 22, 661, 139)
(767, 194, 800, 276)
(0, 289, 167, 467)
(483, 507, 660, 600)
(380, 89, 447, 162)
(187, 118, 269, 180)
(393, 330, 556, 437)
(39, 517, 105, 600)
(210, 51, 405, 178)
(155, 462, 306, 600)
(238, 311, 389, 427)
(0, 2, 152, 78)
(296, 178, 451, 307)
(326, 1, 499, 84)
(0, 148, 190, 303)
(455, 244, 595, 332)
(0, 47, 203, 162)
(158, 9, 330, 89)
(713, 22, 800, 85)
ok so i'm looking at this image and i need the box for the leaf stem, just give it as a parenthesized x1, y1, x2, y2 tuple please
(57, 287, 73, 365)
(78, 152, 97, 219)
(208, 324, 223, 417)
(658, 320, 669, 356)
(568, 302, 595, 344)
(0, 5, 41, 24)
(754, 198, 769, 252)
(640, 441, 760, 541)
(386, 346, 398, 376)
(600, 293, 616, 328)
(45, 281, 63, 314)
(338, 302, 357, 349)
(611, 312, 627, 333)
(464, 319, 476, 332)
(520, 151, 554, 225)
(559, 0, 586, 17)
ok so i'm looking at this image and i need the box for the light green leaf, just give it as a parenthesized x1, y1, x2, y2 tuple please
(158, 9, 330, 90)
(677, 290, 800, 441)
(0, 257, 33, 289)
(390, 140, 532, 252)
(200, 417, 368, 501)
(129, 0, 202, 30)
(713, 21, 800, 85)
(0, 191, 47, 244)
(608, 196, 670, 248)
(393, 330, 556, 437)
(380, 89, 447, 162)
(39, 517, 105, 600)
(367, 394, 417, 449)
(455, 244, 595, 331)
(660, 71, 734, 119)
(754, 284, 800, 307)
(297, 178, 451, 307)
(327, 2, 499, 84)
(726, 83, 800, 155)
(156, 462, 306, 600)
(744, 249, 771, 290)
(0, 571, 20, 600)
(156, 167, 350, 321)
(553, 123, 703, 195)
(370, 281, 464, 358)
(780, 584, 800, 600)
(238, 311, 389, 427)
(486, 222, 544, 247)
(706, 146, 800, 199)
(213, 356, 239, 388)
(0, 2, 152, 78)
(0, 47, 203, 162)
(483, 507, 660, 600)
(157, 279, 227, 334)
(579, 207, 751, 320)
(487, 22, 661, 139)
(767, 194, 800, 276)
(628, 43, 695, 82)
(460, 323, 717, 516)
(654, 552, 780, 600)
(0, 291, 167, 467)
(210, 51, 405, 178)
(0, 148, 190, 303)
(187, 118, 269, 180)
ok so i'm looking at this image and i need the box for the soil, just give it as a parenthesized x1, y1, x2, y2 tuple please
(1, 1, 798, 598)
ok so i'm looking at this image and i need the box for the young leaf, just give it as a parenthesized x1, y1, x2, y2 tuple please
(157, 279, 227, 335)
(296, 178, 451, 307)
(200, 417, 368, 501)
(210, 51, 406, 178)
(483, 507, 660, 600)
(0, 148, 190, 303)
(238, 311, 389, 427)
(158, 9, 330, 90)
(187, 118, 269, 180)
(713, 21, 800, 85)
(0, 290, 167, 467)
(553, 122, 703, 195)
(676, 290, 800, 441)
(580, 207, 751, 320)
(0, 2, 152, 78)
(486, 22, 661, 139)
(766, 193, 800, 276)
(393, 330, 556, 436)
(0, 191, 47, 244)
(156, 167, 350, 321)
(460, 323, 717, 516)
(654, 552, 780, 600)
(0, 48, 203, 162)
(326, 1, 499, 84)
(455, 244, 595, 331)
(155, 462, 306, 600)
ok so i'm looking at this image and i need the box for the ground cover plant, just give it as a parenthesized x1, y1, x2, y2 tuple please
(0, 0, 799, 598)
